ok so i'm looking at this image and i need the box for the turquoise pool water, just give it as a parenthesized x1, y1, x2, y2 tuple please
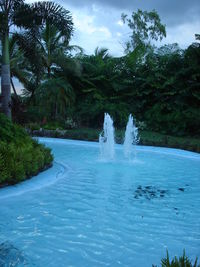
(0, 138, 200, 266)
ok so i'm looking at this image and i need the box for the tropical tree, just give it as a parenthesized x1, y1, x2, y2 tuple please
(34, 77, 75, 121)
(121, 9, 166, 52)
(14, 24, 82, 121)
(0, 0, 73, 118)
(13, 21, 82, 108)
(18, 23, 82, 78)
(73, 47, 132, 127)
(0, 35, 31, 95)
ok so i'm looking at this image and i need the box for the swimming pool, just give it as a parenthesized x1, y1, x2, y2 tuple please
(0, 138, 200, 266)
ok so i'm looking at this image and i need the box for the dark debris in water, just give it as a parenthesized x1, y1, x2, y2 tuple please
(178, 187, 185, 192)
(0, 241, 27, 267)
(134, 185, 169, 200)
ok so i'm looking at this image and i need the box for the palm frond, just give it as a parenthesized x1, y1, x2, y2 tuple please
(13, 1, 73, 41)
(54, 55, 82, 78)
(35, 77, 75, 116)
(14, 32, 44, 74)
(67, 45, 84, 54)
(94, 47, 110, 59)
(31, 2, 73, 38)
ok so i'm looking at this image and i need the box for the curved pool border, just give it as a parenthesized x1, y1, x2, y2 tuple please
(38, 137, 200, 160)
(0, 161, 70, 200)
(0, 137, 200, 199)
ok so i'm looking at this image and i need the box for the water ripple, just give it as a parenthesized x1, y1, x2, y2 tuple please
(0, 139, 200, 267)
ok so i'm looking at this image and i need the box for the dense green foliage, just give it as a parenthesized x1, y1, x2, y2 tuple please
(8, 41, 200, 138)
(0, 6, 200, 142)
(0, 113, 53, 186)
(153, 250, 199, 267)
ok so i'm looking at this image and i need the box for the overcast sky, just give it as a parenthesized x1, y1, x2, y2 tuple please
(26, 0, 200, 56)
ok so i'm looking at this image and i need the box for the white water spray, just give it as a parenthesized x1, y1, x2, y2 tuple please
(99, 113, 115, 160)
(123, 114, 140, 159)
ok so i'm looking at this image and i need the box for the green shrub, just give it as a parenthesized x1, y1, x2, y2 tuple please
(26, 122, 41, 131)
(0, 114, 27, 143)
(153, 250, 199, 267)
(42, 121, 64, 130)
(0, 151, 9, 184)
(0, 113, 53, 186)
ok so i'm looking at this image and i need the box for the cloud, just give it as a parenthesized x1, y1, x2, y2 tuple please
(73, 14, 111, 38)
(161, 21, 200, 47)
(117, 20, 123, 27)
(73, 14, 97, 35)
(24, 0, 200, 56)
(57, 0, 200, 27)
(67, 5, 124, 56)
(71, 10, 115, 55)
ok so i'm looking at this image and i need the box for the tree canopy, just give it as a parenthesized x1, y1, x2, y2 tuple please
(0, 5, 199, 138)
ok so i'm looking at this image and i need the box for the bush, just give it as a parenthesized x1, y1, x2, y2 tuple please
(0, 113, 53, 186)
(153, 250, 200, 267)
(26, 122, 41, 131)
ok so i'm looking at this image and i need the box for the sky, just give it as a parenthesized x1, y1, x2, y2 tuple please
(25, 0, 200, 56)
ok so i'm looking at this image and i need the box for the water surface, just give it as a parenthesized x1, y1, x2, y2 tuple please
(0, 138, 200, 266)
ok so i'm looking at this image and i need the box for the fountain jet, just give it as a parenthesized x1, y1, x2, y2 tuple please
(123, 114, 140, 159)
(99, 113, 115, 160)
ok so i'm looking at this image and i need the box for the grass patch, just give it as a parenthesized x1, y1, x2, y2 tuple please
(140, 131, 200, 153)
(62, 128, 200, 153)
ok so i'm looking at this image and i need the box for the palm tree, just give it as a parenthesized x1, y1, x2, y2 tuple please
(0, 35, 31, 96)
(34, 25, 82, 120)
(0, 0, 73, 119)
(36, 77, 75, 120)
(33, 23, 82, 78)
(14, 23, 82, 108)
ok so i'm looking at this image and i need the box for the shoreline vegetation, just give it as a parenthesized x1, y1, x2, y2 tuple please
(0, 114, 54, 187)
(28, 127, 200, 154)
(1, 112, 199, 188)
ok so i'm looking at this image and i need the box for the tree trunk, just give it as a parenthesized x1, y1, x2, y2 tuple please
(1, 32, 11, 119)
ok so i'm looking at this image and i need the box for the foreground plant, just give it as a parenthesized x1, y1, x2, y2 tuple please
(153, 250, 200, 267)
(0, 113, 53, 186)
